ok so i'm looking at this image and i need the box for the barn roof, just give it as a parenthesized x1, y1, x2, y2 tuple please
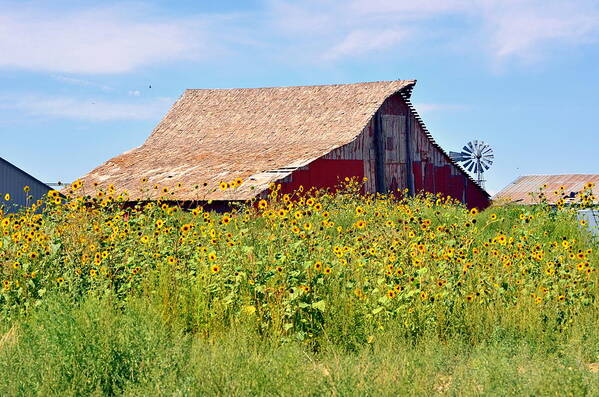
(79, 80, 417, 200)
(493, 174, 598, 205)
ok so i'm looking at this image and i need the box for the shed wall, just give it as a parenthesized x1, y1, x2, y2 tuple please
(0, 158, 51, 213)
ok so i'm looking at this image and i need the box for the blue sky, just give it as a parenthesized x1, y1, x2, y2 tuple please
(1, 0, 598, 195)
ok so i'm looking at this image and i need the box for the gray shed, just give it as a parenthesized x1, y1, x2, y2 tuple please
(0, 157, 52, 213)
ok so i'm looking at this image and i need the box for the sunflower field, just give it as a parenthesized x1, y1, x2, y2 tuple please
(0, 180, 597, 395)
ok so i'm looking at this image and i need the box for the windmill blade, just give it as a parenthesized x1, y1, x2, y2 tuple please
(481, 155, 494, 164)
(467, 141, 476, 153)
(467, 161, 476, 172)
(462, 151, 474, 160)
(481, 159, 493, 168)
(462, 145, 474, 155)
(480, 158, 493, 168)
(474, 161, 482, 174)
(463, 160, 474, 170)
(481, 146, 493, 155)
(478, 161, 486, 173)
(474, 141, 484, 156)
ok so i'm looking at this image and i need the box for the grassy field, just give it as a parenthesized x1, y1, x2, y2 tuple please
(0, 180, 597, 395)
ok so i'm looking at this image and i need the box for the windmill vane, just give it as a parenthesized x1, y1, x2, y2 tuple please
(449, 140, 494, 189)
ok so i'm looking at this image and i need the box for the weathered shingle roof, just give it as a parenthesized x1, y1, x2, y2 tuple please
(493, 174, 598, 204)
(79, 80, 416, 200)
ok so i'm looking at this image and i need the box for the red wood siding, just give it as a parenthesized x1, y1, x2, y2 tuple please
(279, 158, 364, 195)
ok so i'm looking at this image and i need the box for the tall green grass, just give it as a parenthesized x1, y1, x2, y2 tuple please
(1, 293, 598, 396)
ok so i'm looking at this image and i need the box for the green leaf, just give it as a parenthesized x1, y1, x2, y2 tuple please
(312, 300, 326, 312)
(50, 242, 62, 254)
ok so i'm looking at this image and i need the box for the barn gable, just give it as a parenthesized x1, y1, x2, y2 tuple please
(78, 80, 489, 207)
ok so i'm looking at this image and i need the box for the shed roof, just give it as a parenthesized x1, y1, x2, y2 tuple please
(493, 174, 598, 205)
(79, 80, 416, 200)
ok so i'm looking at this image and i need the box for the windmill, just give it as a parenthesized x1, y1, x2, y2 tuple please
(449, 140, 494, 189)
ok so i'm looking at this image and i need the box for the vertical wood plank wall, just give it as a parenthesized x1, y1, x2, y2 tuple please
(297, 93, 490, 208)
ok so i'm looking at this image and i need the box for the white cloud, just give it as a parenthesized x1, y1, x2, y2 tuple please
(484, 1, 599, 61)
(52, 75, 113, 92)
(0, 94, 173, 121)
(128, 90, 141, 97)
(0, 5, 211, 74)
(326, 29, 408, 60)
(268, 0, 599, 63)
(1, 1, 597, 74)
(348, 0, 470, 16)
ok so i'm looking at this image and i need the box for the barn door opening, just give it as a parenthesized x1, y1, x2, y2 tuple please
(381, 114, 406, 193)
(373, 112, 386, 193)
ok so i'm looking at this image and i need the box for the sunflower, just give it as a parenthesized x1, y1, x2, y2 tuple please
(208, 252, 217, 261)
(219, 182, 229, 191)
(211, 265, 220, 274)
(355, 220, 366, 229)
(258, 200, 268, 210)
(387, 289, 396, 298)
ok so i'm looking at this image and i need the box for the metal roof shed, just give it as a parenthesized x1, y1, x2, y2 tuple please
(0, 157, 52, 213)
(493, 174, 598, 205)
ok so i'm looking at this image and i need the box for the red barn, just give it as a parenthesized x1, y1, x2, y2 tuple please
(78, 81, 490, 208)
